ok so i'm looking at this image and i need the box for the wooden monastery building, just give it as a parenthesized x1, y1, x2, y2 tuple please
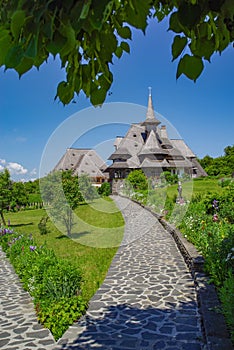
(54, 148, 108, 187)
(54, 90, 206, 189)
(107, 90, 207, 182)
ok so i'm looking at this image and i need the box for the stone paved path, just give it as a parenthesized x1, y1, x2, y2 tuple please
(0, 196, 206, 350)
(0, 249, 55, 350)
(55, 196, 205, 349)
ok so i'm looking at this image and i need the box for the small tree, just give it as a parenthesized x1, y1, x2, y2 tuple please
(98, 182, 111, 197)
(11, 182, 29, 210)
(40, 170, 82, 236)
(0, 169, 12, 225)
(78, 174, 98, 202)
(126, 170, 148, 191)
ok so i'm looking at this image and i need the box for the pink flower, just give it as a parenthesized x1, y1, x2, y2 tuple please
(213, 214, 219, 222)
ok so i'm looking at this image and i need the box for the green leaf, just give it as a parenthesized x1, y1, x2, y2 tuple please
(90, 87, 107, 106)
(0, 30, 12, 66)
(59, 23, 76, 57)
(178, 2, 202, 29)
(5, 46, 24, 68)
(169, 12, 184, 33)
(103, 0, 114, 22)
(125, 0, 151, 31)
(176, 54, 204, 81)
(90, 0, 112, 29)
(46, 31, 67, 56)
(80, 0, 92, 19)
(172, 35, 187, 60)
(120, 41, 130, 53)
(98, 72, 113, 90)
(115, 46, 123, 58)
(81, 64, 91, 97)
(11, 10, 26, 39)
(25, 35, 38, 58)
(189, 37, 215, 61)
(99, 31, 117, 62)
(15, 57, 34, 77)
(198, 22, 209, 38)
(117, 26, 132, 39)
(56, 81, 74, 105)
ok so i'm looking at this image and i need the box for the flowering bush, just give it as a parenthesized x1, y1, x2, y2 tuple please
(0, 227, 14, 236)
(0, 231, 87, 340)
(179, 184, 234, 341)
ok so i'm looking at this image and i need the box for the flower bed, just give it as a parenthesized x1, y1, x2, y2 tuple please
(121, 179, 234, 343)
(0, 229, 87, 340)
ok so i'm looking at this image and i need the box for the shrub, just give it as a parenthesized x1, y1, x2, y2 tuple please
(98, 182, 111, 196)
(160, 171, 178, 185)
(218, 178, 232, 188)
(219, 271, 234, 342)
(0, 231, 86, 340)
(37, 295, 86, 340)
(38, 215, 49, 235)
(178, 186, 234, 343)
(126, 170, 148, 191)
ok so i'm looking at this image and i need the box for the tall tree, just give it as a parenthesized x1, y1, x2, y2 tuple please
(11, 181, 29, 210)
(0, 169, 12, 225)
(199, 145, 234, 177)
(0, 0, 233, 105)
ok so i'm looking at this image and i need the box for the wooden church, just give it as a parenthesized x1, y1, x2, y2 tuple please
(107, 89, 207, 182)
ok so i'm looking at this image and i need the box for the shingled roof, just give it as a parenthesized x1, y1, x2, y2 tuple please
(54, 148, 107, 179)
(107, 88, 207, 179)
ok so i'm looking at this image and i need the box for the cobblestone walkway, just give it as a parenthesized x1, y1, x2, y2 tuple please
(56, 196, 205, 349)
(0, 249, 55, 350)
(0, 196, 206, 350)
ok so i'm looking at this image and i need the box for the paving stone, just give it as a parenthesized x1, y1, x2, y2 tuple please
(0, 196, 209, 350)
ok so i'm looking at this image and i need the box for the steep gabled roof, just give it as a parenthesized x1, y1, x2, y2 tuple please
(127, 155, 141, 168)
(139, 130, 167, 155)
(170, 140, 196, 158)
(115, 124, 145, 156)
(108, 147, 131, 160)
(73, 153, 105, 177)
(54, 148, 107, 178)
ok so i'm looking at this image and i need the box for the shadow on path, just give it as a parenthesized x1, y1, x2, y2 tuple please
(57, 302, 203, 350)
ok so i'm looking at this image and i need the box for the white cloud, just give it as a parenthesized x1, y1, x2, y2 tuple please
(0, 165, 4, 171)
(7, 162, 28, 175)
(30, 168, 37, 175)
(0, 159, 6, 165)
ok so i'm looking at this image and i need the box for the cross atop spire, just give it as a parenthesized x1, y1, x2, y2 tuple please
(144, 87, 160, 127)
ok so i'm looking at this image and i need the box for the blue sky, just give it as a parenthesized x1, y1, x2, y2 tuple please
(0, 18, 233, 181)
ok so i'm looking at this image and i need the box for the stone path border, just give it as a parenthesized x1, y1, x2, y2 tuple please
(129, 197, 234, 350)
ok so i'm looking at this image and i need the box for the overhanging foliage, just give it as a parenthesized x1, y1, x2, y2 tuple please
(0, 0, 233, 105)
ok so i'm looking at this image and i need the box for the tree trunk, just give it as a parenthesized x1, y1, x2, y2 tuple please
(0, 211, 6, 226)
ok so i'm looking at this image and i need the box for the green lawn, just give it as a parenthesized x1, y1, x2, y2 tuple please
(166, 177, 223, 200)
(5, 197, 124, 301)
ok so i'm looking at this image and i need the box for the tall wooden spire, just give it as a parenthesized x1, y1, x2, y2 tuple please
(142, 87, 161, 127)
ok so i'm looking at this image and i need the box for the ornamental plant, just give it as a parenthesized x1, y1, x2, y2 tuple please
(179, 184, 234, 341)
(0, 231, 87, 340)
